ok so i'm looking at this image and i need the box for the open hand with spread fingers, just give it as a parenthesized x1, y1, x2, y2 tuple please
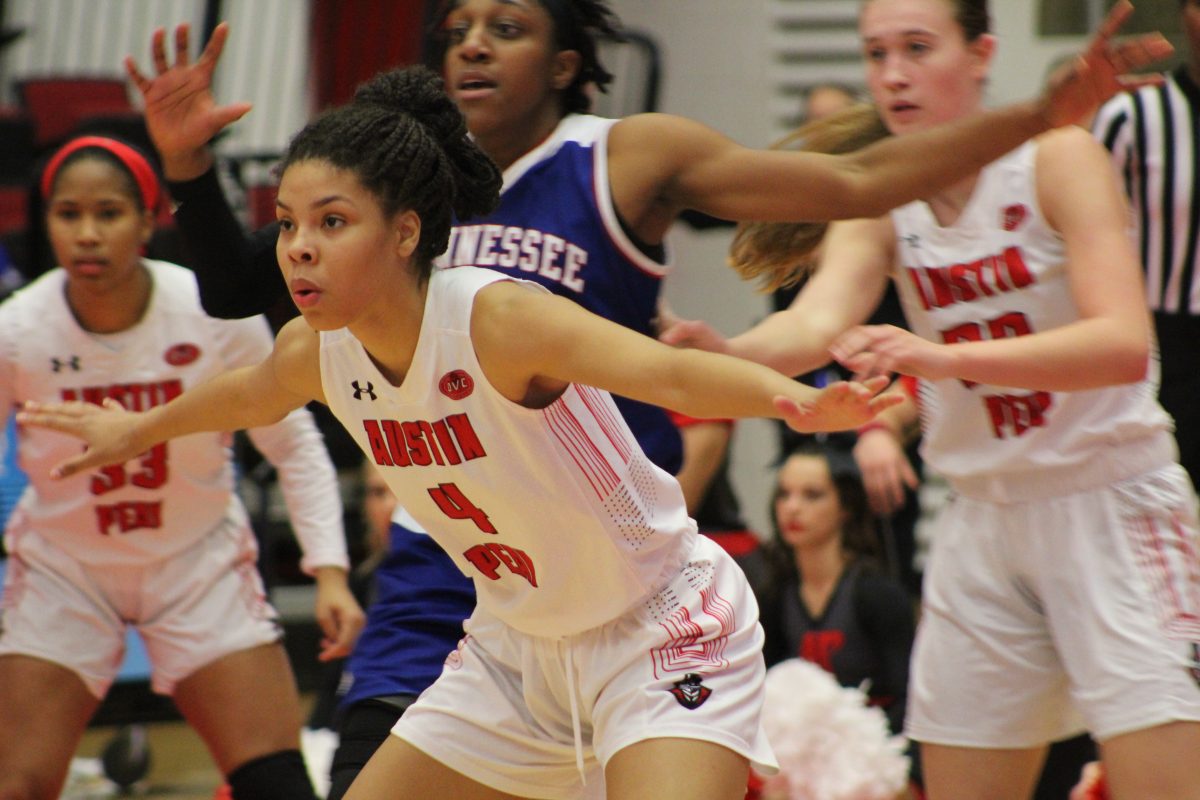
(124, 22, 251, 178)
(1040, 0, 1174, 128)
(17, 399, 155, 480)
(778, 375, 904, 433)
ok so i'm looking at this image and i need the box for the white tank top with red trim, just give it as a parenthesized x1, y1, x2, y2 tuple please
(890, 141, 1170, 491)
(320, 266, 695, 636)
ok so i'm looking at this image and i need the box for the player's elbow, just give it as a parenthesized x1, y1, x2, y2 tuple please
(1113, 343, 1150, 384)
(1104, 332, 1150, 385)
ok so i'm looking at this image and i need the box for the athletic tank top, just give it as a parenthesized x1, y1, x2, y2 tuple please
(320, 267, 695, 637)
(0, 262, 269, 564)
(890, 141, 1171, 493)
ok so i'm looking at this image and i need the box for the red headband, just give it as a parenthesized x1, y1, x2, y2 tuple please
(41, 136, 161, 212)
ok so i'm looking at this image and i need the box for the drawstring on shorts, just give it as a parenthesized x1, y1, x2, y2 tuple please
(563, 640, 586, 786)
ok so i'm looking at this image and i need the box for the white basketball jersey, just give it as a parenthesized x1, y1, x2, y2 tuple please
(320, 266, 695, 637)
(0, 260, 346, 570)
(890, 141, 1170, 486)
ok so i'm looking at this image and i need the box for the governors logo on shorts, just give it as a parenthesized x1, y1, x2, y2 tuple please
(669, 673, 712, 710)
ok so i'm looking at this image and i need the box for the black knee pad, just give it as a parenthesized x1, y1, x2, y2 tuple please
(326, 698, 413, 800)
(227, 749, 316, 800)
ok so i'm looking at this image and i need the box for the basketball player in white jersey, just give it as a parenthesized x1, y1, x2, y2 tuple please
(14, 68, 914, 800)
(659, 2, 1200, 799)
(0, 136, 364, 800)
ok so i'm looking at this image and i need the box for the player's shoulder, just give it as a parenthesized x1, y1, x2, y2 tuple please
(1035, 125, 1098, 152)
(0, 268, 67, 329)
(1031, 126, 1111, 180)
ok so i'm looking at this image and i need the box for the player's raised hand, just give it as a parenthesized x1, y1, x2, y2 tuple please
(125, 22, 251, 179)
(16, 399, 151, 480)
(1040, 0, 1173, 128)
(779, 375, 902, 433)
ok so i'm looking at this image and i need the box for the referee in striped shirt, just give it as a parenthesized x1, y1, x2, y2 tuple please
(1092, 0, 1200, 490)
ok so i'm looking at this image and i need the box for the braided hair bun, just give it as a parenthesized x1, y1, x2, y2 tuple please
(281, 65, 501, 271)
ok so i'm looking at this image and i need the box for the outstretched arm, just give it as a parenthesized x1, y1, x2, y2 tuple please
(613, 1, 1169, 236)
(18, 318, 322, 479)
(474, 283, 901, 434)
(127, 22, 285, 318)
(661, 216, 894, 375)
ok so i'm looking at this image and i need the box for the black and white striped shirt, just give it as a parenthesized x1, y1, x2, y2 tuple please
(1093, 67, 1200, 316)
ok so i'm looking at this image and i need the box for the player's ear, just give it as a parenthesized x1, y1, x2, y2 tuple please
(551, 49, 582, 91)
(394, 209, 421, 258)
(968, 33, 997, 84)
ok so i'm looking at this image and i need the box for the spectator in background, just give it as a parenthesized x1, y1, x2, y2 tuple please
(760, 441, 919, 790)
(305, 460, 396, 727)
(303, 460, 397, 796)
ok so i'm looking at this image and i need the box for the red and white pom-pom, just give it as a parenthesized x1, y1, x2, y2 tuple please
(757, 659, 909, 800)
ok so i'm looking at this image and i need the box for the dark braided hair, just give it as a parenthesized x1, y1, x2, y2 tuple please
(279, 65, 501, 278)
(429, 0, 623, 115)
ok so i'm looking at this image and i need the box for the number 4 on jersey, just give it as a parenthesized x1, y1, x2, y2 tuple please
(427, 482, 497, 534)
(427, 482, 538, 587)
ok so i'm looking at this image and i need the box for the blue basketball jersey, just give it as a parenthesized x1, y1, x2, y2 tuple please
(439, 114, 681, 474)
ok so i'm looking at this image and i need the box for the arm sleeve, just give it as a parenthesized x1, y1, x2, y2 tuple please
(167, 167, 286, 319)
(856, 572, 916, 735)
(245, 407, 350, 574)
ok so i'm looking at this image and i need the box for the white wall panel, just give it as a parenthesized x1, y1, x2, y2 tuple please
(1, 0, 312, 157)
(1, 0, 202, 103)
(214, 0, 311, 157)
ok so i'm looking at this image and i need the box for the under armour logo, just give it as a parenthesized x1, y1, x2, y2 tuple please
(1188, 643, 1200, 688)
(901, 234, 921, 249)
(51, 356, 81, 372)
(351, 380, 376, 401)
